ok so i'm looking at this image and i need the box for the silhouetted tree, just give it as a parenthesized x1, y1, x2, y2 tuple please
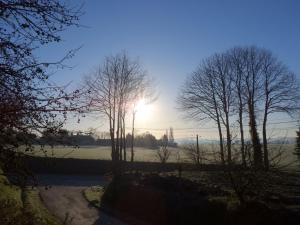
(178, 46, 300, 169)
(230, 47, 300, 169)
(156, 134, 170, 164)
(229, 48, 247, 166)
(184, 143, 206, 165)
(83, 53, 151, 175)
(0, 0, 82, 178)
(169, 127, 174, 145)
(260, 50, 300, 169)
(178, 53, 234, 164)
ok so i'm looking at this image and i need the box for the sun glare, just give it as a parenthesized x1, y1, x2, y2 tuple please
(135, 99, 146, 111)
(135, 99, 152, 122)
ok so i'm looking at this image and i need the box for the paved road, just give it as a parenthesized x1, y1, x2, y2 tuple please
(37, 174, 127, 225)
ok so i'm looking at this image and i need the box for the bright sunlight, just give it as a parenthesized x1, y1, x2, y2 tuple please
(135, 99, 153, 123)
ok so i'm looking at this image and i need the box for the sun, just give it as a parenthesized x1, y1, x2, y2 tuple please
(135, 99, 146, 111)
(135, 99, 152, 122)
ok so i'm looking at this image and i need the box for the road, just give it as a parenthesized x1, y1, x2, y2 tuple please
(37, 174, 127, 225)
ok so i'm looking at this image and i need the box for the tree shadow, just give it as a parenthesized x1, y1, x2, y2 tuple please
(35, 174, 107, 187)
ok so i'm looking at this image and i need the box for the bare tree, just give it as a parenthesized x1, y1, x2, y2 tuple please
(178, 53, 235, 164)
(177, 59, 225, 164)
(184, 142, 208, 166)
(241, 47, 265, 168)
(131, 104, 136, 162)
(130, 90, 156, 162)
(213, 53, 235, 163)
(230, 47, 300, 169)
(179, 46, 300, 169)
(169, 127, 174, 145)
(0, 0, 82, 179)
(83, 53, 150, 175)
(229, 48, 247, 166)
(259, 50, 300, 169)
(156, 134, 170, 164)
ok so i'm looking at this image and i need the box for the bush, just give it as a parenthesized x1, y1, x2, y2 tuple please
(101, 173, 300, 225)
(101, 173, 227, 225)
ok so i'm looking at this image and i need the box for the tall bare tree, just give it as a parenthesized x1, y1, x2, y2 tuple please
(259, 49, 300, 169)
(213, 53, 234, 163)
(179, 46, 300, 169)
(178, 61, 225, 164)
(178, 53, 235, 164)
(83, 53, 150, 175)
(229, 48, 247, 166)
(233, 47, 264, 168)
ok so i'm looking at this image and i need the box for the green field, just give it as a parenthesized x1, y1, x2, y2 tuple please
(25, 144, 299, 168)
(27, 145, 186, 162)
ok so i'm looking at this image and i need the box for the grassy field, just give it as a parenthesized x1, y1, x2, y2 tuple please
(24, 144, 299, 168)
(27, 145, 186, 162)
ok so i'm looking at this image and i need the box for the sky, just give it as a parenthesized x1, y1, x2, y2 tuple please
(38, 0, 300, 141)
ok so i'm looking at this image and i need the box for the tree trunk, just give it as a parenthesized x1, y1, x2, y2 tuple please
(119, 119, 123, 161)
(131, 111, 135, 162)
(238, 91, 246, 166)
(212, 90, 225, 164)
(122, 116, 126, 161)
(262, 111, 269, 170)
(225, 113, 232, 163)
(196, 134, 200, 164)
(263, 79, 269, 170)
(238, 108, 246, 166)
(115, 110, 120, 162)
(216, 116, 225, 164)
(236, 70, 246, 166)
(248, 99, 263, 168)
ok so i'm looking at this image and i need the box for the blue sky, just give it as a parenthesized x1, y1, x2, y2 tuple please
(39, 0, 300, 140)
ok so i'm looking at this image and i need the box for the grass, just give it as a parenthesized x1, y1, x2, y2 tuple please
(26, 145, 186, 162)
(0, 167, 61, 225)
(23, 187, 62, 225)
(0, 167, 23, 209)
(0, 171, 24, 224)
(286, 204, 300, 210)
(24, 144, 298, 166)
(83, 186, 104, 208)
(208, 196, 240, 211)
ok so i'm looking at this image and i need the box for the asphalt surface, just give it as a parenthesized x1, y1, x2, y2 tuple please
(37, 174, 127, 225)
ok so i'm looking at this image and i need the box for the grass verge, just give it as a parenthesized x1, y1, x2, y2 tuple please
(0, 167, 61, 225)
(83, 186, 104, 208)
(23, 187, 62, 225)
(0, 171, 24, 224)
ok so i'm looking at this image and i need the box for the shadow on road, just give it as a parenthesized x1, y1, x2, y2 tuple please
(36, 174, 107, 187)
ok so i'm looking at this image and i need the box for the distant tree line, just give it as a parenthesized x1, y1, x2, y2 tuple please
(37, 129, 177, 149)
(126, 129, 178, 149)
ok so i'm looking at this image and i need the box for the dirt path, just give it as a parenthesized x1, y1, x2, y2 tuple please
(37, 174, 127, 225)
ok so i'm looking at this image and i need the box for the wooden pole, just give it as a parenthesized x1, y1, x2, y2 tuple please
(131, 111, 135, 162)
(196, 134, 200, 164)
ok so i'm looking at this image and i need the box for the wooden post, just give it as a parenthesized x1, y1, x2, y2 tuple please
(196, 134, 200, 165)
(131, 111, 135, 162)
